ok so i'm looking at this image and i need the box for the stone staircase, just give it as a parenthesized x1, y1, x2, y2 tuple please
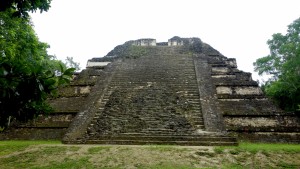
(63, 46, 237, 146)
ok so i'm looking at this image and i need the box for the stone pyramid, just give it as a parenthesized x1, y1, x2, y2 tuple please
(1, 37, 299, 145)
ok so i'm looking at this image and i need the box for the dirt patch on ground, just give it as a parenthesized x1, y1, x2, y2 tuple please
(0, 144, 299, 168)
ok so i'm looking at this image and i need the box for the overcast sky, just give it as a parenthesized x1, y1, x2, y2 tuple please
(30, 0, 300, 81)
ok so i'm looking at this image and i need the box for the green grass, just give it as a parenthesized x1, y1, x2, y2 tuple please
(136, 163, 198, 169)
(277, 161, 299, 169)
(146, 145, 177, 151)
(0, 141, 299, 169)
(240, 142, 300, 153)
(33, 157, 95, 169)
(0, 140, 60, 156)
(213, 142, 300, 169)
(146, 145, 189, 153)
(214, 142, 300, 154)
(88, 146, 111, 154)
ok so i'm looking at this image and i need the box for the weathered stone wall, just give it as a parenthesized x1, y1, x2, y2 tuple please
(205, 49, 300, 143)
(132, 39, 156, 46)
(224, 115, 300, 131)
(86, 61, 111, 68)
(0, 67, 108, 140)
(168, 39, 184, 46)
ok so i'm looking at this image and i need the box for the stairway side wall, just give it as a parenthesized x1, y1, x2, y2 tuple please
(193, 54, 225, 132)
(62, 61, 121, 143)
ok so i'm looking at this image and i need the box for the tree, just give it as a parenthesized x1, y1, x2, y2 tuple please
(0, 0, 52, 18)
(253, 17, 300, 111)
(0, 10, 74, 128)
(65, 57, 81, 71)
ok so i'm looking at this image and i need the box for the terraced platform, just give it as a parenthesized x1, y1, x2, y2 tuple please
(62, 46, 238, 145)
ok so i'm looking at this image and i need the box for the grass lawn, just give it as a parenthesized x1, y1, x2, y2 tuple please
(0, 141, 299, 169)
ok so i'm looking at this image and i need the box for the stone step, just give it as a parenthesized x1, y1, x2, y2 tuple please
(213, 80, 258, 87)
(83, 135, 238, 146)
(113, 71, 196, 74)
(217, 94, 266, 99)
(108, 85, 199, 91)
(107, 84, 199, 88)
(109, 79, 198, 82)
(111, 75, 196, 79)
(188, 118, 204, 123)
(110, 78, 198, 81)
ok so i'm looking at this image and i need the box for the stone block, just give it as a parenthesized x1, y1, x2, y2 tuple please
(216, 86, 262, 95)
(225, 58, 237, 68)
(0, 128, 67, 140)
(218, 99, 280, 115)
(48, 97, 87, 113)
(132, 39, 156, 46)
(216, 86, 232, 95)
(58, 86, 91, 97)
(211, 67, 230, 74)
(235, 87, 262, 95)
(230, 132, 300, 143)
(212, 75, 236, 79)
(224, 115, 300, 132)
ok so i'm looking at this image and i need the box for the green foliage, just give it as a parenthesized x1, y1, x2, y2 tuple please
(0, 0, 52, 18)
(65, 56, 80, 71)
(0, 10, 75, 129)
(254, 17, 300, 111)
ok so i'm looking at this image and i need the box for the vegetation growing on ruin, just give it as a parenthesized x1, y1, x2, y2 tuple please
(91, 43, 150, 62)
(254, 17, 300, 111)
(182, 37, 203, 54)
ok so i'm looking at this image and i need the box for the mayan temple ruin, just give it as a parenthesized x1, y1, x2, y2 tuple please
(1, 36, 299, 145)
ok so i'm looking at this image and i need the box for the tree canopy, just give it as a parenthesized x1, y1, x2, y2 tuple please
(0, 0, 52, 18)
(0, 10, 74, 128)
(253, 17, 300, 111)
(65, 56, 81, 71)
